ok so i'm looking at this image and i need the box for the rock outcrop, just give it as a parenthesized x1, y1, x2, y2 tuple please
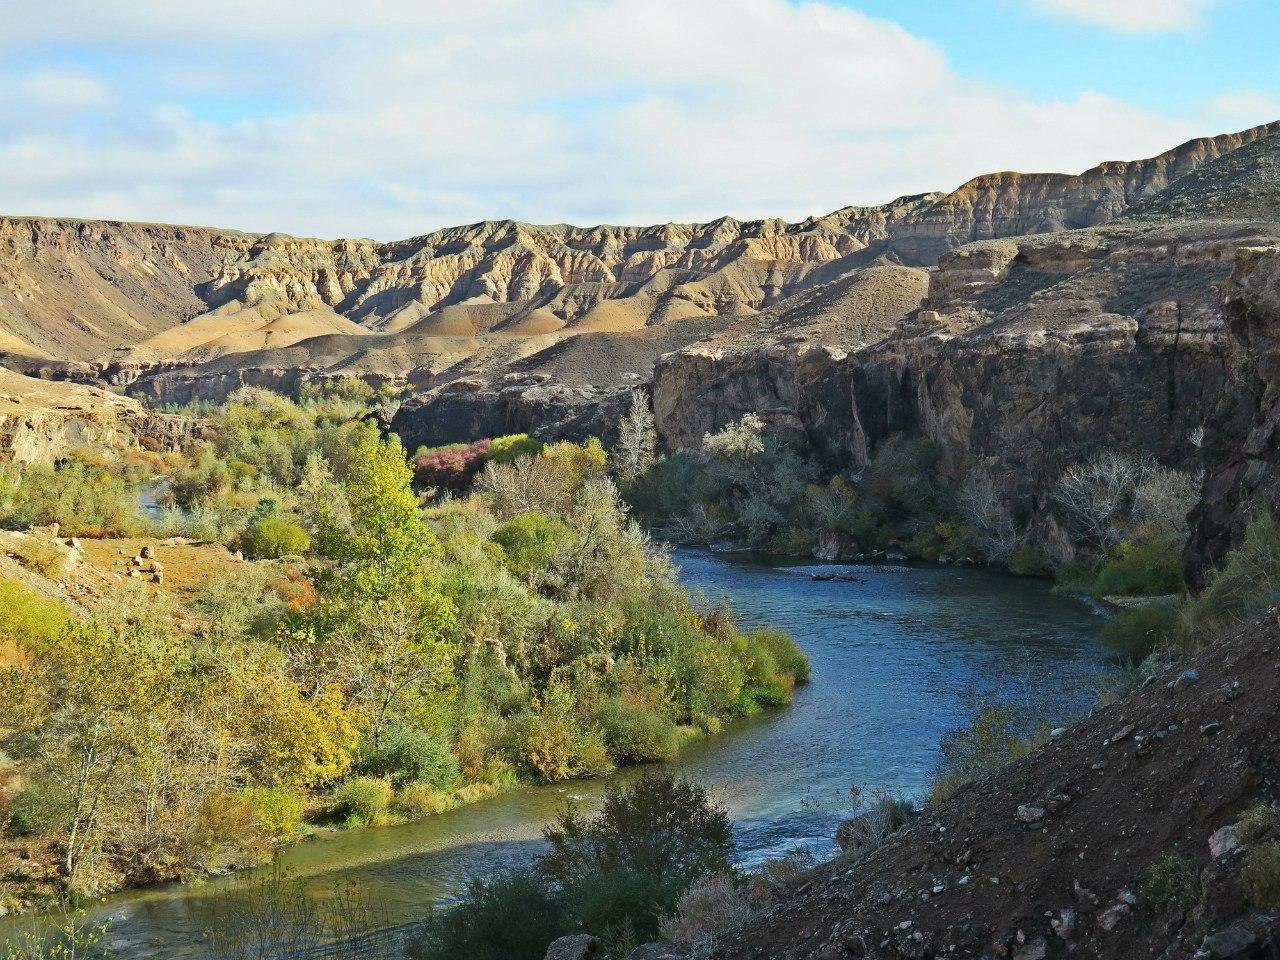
(0, 368, 189, 465)
(1189, 245, 1280, 582)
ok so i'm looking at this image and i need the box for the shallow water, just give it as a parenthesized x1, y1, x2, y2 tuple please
(16, 552, 1111, 957)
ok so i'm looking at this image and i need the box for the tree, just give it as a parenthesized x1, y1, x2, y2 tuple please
(612, 390, 656, 488)
(303, 433, 457, 748)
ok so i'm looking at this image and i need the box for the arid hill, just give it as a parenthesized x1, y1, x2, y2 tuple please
(1, 122, 1276, 407)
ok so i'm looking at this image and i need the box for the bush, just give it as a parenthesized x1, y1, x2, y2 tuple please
(929, 704, 1041, 804)
(747, 628, 810, 686)
(1238, 804, 1277, 845)
(327, 777, 393, 828)
(6, 780, 73, 837)
(540, 774, 734, 943)
(414, 439, 492, 491)
(406, 871, 573, 960)
(491, 512, 571, 580)
(1007, 542, 1049, 577)
(395, 783, 457, 821)
(16, 537, 66, 580)
(511, 708, 580, 782)
(240, 516, 311, 560)
(0, 460, 141, 537)
(1139, 853, 1200, 912)
(659, 872, 751, 948)
(595, 699, 680, 764)
(1181, 512, 1280, 649)
(354, 727, 459, 790)
(1240, 844, 1280, 908)
(487, 434, 545, 465)
(1092, 536, 1184, 597)
(240, 786, 304, 839)
(1098, 605, 1178, 664)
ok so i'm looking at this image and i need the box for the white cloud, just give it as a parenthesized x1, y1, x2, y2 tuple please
(1027, 0, 1223, 32)
(0, 0, 1257, 238)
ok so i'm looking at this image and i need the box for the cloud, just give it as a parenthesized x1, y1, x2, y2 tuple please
(1026, 0, 1223, 32)
(0, 0, 1255, 238)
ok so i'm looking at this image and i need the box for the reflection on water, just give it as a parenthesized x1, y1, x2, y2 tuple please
(25, 552, 1111, 958)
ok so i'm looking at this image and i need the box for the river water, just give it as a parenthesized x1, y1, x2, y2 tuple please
(28, 552, 1112, 958)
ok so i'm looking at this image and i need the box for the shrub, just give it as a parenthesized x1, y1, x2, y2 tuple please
(1139, 853, 1200, 912)
(1181, 512, 1280, 649)
(1098, 605, 1178, 664)
(929, 704, 1041, 804)
(414, 439, 492, 491)
(354, 727, 459, 790)
(487, 434, 545, 464)
(511, 708, 580, 782)
(0, 460, 141, 537)
(747, 628, 811, 686)
(659, 872, 751, 947)
(1238, 804, 1277, 845)
(1240, 844, 1280, 908)
(540, 774, 734, 942)
(395, 783, 457, 821)
(240, 516, 311, 560)
(1007, 542, 1049, 577)
(240, 786, 304, 839)
(491, 512, 571, 580)
(15, 537, 66, 580)
(327, 777, 393, 828)
(6, 780, 73, 837)
(749, 847, 817, 905)
(1092, 536, 1184, 597)
(406, 871, 573, 960)
(595, 699, 680, 764)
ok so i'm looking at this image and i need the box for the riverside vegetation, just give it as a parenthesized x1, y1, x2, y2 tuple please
(0, 380, 808, 910)
(619, 394, 1279, 671)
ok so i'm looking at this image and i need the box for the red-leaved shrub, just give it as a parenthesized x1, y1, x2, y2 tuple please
(414, 439, 492, 490)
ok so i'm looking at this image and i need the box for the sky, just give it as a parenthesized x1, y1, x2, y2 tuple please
(0, 0, 1277, 239)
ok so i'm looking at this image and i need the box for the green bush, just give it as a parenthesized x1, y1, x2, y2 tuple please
(748, 627, 811, 685)
(1240, 844, 1280, 908)
(1092, 536, 1184, 597)
(395, 783, 457, 821)
(487, 434, 545, 464)
(354, 727, 459, 790)
(240, 516, 311, 560)
(1099, 605, 1178, 664)
(0, 460, 141, 537)
(1238, 804, 1277, 845)
(5, 780, 73, 837)
(929, 704, 1041, 805)
(1181, 512, 1280, 649)
(541, 774, 735, 944)
(406, 871, 573, 960)
(240, 786, 305, 839)
(491, 512, 570, 579)
(1139, 853, 1200, 912)
(327, 777, 393, 828)
(1008, 542, 1049, 577)
(595, 699, 680, 764)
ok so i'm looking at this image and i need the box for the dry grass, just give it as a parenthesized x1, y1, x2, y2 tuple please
(78, 536, 245, 603)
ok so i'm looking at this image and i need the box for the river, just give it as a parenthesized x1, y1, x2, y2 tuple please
(22, 551, 1112, 958)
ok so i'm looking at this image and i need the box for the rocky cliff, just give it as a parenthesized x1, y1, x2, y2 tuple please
(0, 369, 189, 465)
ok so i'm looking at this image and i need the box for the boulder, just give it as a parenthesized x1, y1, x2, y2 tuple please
(544, 934, 598, 960)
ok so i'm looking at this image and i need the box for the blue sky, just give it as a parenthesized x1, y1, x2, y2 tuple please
(0, 0, 1275, 238)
